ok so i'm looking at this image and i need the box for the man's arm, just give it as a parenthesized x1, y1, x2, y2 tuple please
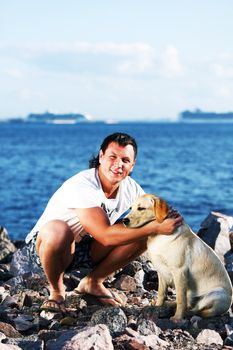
(74, 207, 182, 246)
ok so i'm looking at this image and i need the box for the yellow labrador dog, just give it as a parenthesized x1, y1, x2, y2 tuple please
(123, 194, 233, 320)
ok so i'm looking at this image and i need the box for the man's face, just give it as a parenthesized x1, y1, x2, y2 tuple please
(98, 142, 136, 185)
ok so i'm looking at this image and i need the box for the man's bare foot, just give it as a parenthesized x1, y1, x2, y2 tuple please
(49, 289, 66, 303)
(75, 276, 123, 306)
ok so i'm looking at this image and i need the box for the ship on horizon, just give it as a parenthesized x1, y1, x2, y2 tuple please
(180, 109, 233, 123)
(6, 111, 104, 124)
(27, 111, 91, 124)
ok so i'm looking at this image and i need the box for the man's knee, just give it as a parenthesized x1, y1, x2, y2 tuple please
(37, 220, 74, 251)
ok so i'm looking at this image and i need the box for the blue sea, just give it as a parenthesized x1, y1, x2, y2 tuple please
(1, 122, 233, 241)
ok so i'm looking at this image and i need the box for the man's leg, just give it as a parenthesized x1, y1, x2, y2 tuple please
(36, 220, 75, 304)
(77, 238, 147, 305)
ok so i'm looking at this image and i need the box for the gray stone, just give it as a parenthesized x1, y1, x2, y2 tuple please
(114, 275, 137, 292)
(197, 212, 233, 262)
(0, 286, 10, 302)
(9, 245, 42, 277)
(134, 270, 145, 288)
(196, 329, 223, 346)
(46, 324, 114, 350)
(0, 321, 22, 338)
(224, 324, 233, 346)
(0, 264, 14, 281)
(137, 318, 162, 336)
(123, 327, 168, 349)
(0, 227, 17, 263)
(5, 272, 47, 295)
(3, 339, 43, 350)
(13, 315, 35, 332)
(0, 295, 18, 308)
(140, 334, 169, 349)
(0, 331, 7, 341)
(0, 343, 22, 350)
(90, 307, 127, 334)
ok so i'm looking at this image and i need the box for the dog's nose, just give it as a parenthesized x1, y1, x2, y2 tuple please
(122, 218, 130, 226)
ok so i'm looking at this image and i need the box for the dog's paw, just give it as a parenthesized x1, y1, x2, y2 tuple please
(170, 316, 189, 328)
(170, 314, 184, 321)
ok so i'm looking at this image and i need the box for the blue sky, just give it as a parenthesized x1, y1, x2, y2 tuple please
(1, 0, 233, 121)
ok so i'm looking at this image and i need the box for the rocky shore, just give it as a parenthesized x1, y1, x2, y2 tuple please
(1, 212, 233, 350)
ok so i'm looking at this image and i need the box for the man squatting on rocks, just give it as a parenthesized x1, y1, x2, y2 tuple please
(25, 132, 182, 312)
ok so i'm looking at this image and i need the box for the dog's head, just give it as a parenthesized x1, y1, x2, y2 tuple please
(123, 194, 169, 228)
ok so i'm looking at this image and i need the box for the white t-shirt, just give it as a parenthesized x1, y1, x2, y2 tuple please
(25, 168, 144, 243)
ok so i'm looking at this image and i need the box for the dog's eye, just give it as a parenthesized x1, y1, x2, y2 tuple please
(138, 207, 145, 211)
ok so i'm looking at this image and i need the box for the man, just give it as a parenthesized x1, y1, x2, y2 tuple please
(25, 132, 182, 312)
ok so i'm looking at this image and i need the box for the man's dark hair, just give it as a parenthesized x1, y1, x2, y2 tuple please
(89, 132, 138, 168)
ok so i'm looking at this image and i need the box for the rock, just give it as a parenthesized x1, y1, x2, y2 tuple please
(0, 227, 17, 263)
(140, 334, 169, 348)
(0, 343, 22, 350)
(13, 314, 35, 332)
(197, 212, 233, 262)
(0, 331, 6, 341)
(9, 245, 42, 276)
(119, 260, 144, 276)
(0, 264, 14, 281)
(137, 318, 162, 336)
(5, 272, 47, 295)
(114, 275, 138, 292)
(0, 286, 10, 302)
(46, 324, 114, 350)
(196, 328, 223, 346)
(0, 295, 18, 308)
(224, 324, 233, 346)
(134, 270, 145, 288)
(125, 338, 151, 350)
(138, 305, 174, 324)
(2, 339, 44, 350)
(60, 316, 77, 326)
(121, 327, 169, 349)
(0, 321, 22, 338)
(17, 291, 34, 308)
(90, 307, 127, 334)
(40, 310, 63, 321)
(38, 329, 64, 342)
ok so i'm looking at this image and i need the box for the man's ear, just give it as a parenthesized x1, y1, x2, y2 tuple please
(99, 150, 103, 164)
(129, 159, 136, 173)
(153, 196, 169, 223)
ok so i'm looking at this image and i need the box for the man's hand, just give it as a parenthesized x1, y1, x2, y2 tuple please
(148, 215, 183, 236)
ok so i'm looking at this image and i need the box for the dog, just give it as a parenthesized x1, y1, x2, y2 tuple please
(123, 194, 233, 320)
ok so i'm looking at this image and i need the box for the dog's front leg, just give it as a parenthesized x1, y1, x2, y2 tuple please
(156, 272, 168, 306)
(171, 268, 188, 320)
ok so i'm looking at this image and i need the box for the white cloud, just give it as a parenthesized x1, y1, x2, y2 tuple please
(161, 46, 184, 78)
(5, 68, 23, 78)
(210, 54, 233, 78)
(216, 86, 232, 98)
(16, 88, 43, 101)
(211, 63, 233, 78)
(0, 41, 185, 78)
(11, 41, 153, 56)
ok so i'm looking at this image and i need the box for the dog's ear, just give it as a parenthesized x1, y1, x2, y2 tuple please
(153, 196, 169, 223)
